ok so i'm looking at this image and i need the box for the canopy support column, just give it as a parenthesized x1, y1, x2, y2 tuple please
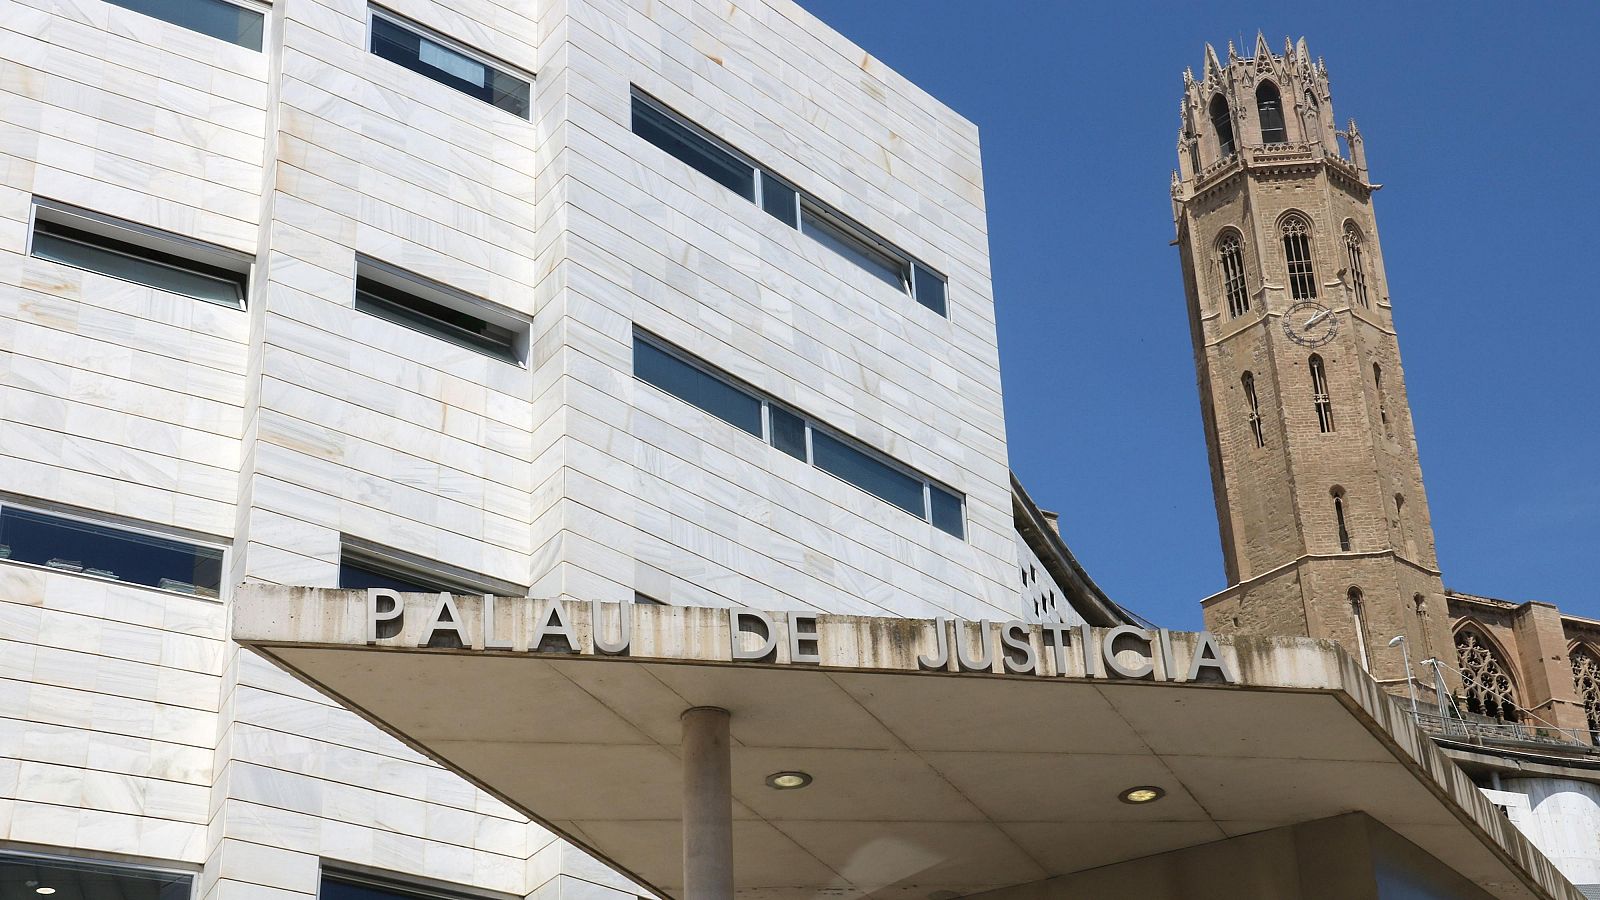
(682, 706, 733, 900)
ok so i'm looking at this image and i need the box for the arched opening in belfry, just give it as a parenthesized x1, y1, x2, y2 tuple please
(1256, 81, 1287, 143)
(1210, 94, 1235, 158)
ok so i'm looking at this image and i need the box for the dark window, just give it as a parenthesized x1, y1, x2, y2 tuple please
(633, 330, 964, 537)
(0, 506, 223, 598)
(370, 10, 531, 118)
(321, 873, 478, 900)
(929, 485, 964, 539)
(1, 852, 191, 900)
(631, 95, 755, 201)
(1242, 371, 1265, 448)
(1310, 353, 1334, 433)
(1256, 82, 1287, 143)
(1209, 95, 1235, 158)
(800, 205, 906, 291)
(104, 0, 263, 50)
(339, 559, 449, 593)
(634, 337, 762, 436)
(354, 262, 523, 364)
(634, 592, 666, 605)
(1374, 363, 1389, 430)
(768, 405, 807, 460)
(811, 430, 925, 518)
(1281, 214, 1318, 299)
(912, 263, 948, 317)
(1332, 489, 1351, 551)
(30, 202, 249, 307)
(1344, 224, 1370, 308)
(1218, 231, 1249, 317)
(760, 172, 798, 227)
(629, 88, 949, 318)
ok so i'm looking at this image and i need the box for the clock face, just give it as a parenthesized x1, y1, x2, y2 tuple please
(1283, 301, 1338, 347)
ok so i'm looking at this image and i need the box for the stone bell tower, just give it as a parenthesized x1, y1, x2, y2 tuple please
(1171, 35, 1456, 697)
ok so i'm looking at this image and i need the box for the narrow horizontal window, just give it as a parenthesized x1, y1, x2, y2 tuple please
(811, 430, 924, 517)
(29, 199, 250, 307)
(634, 336, 762, 436)
(630, 87, 950, 317)
(2, 850, 193, 900)
(354, 258, 527, 364)
(633, 330, 966, 538)
(0, 504, 223, 598)
(322, 871, 481, 900)
(800, 204, 907, 291)
(104, 0, 264, 51)
(631, 95, 755, 201)
(370, 8, 531, 118)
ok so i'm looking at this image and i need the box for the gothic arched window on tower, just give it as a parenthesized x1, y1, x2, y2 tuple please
(1241, 371, 1266, 448)
(1256, 81, 1287, 144)
(1210, 94, 1235, 158)
(1348, 587, 1372, 670)
(1281, 214, 1317, 299)
(1571, 648, 1600, 741)
(1309, 354, 1334, 433)
(1345, 224, 1370, 308)
(1331, 486, 1351, 551)
(1456, 629, 1519, 722)
(1218, 232, 1250, 317)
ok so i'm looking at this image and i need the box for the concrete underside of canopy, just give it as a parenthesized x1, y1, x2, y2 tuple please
(233, 588, 1583, 900)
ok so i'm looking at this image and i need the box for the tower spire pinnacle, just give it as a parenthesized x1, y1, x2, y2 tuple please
(1204, 42, 1223, 80)
(1253, 31, 1273, 62)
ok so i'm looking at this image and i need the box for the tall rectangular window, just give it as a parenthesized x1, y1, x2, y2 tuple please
(1309, 354, 1335, 434)
(369, 8, 531, 118)
(354, 258, 528, 364)
(29, 199, 251, 308)
(630, 88, 950, 317)
(0, 504, 224, 598)
(633, 331, 965, 538)
(104, 0, 264, 51)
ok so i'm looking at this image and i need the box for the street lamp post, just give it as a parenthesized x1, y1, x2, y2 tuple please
(1389, 634, 1419, 718)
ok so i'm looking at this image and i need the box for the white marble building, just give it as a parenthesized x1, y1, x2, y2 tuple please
(0, 0, 1071, 898)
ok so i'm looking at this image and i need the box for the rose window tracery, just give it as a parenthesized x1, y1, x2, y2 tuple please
(1455, 630, 1518, 721)
(1572, 650, 1600, 739)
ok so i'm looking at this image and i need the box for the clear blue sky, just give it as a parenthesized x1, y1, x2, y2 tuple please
(797, 1, 1599, 628)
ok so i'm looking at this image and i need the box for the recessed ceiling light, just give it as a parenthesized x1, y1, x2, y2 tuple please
(765, 771, 813, 790)
(35, 888, 56, 896)
(1118, 785, 1165, 804)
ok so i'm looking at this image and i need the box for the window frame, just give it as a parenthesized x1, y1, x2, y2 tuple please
(1280, 213, 1319, 300)
(632, 330, 966, 539)
(1217, 230, 1250, 317)
(101, 0, 268, 52)
(320, 867, 509, 900)
(366, 5, 534, 120)
(629, 87, 950, 318)
(339, 538, 525, 598)
(352, 255, 531, 366)
(0, 848, 199, 900)
(27, 197, 253, 308)
(0, 497, 229, 601)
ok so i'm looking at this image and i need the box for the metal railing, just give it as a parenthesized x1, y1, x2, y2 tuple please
(1411, 710, 1598, 750)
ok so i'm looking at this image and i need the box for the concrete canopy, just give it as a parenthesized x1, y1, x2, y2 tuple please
(233, 588, 1581, 900)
